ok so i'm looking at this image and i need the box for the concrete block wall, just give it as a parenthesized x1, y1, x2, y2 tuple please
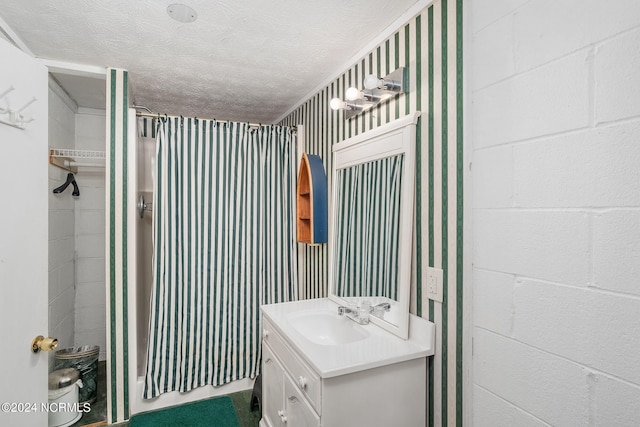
(470, 1, 640, 425)
(74, 109, 107, 361)
(48, 82, 76, 369)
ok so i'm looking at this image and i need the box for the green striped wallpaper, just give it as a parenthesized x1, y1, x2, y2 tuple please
(279, 1, 464, 425)
(106, 68, 130, 424)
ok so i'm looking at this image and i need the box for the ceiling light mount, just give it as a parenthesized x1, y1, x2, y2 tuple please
(167, 4, 198, 23)
(330, 67, 408, 120)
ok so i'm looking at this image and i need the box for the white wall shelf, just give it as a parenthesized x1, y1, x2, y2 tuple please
(49, 148, 106, 172)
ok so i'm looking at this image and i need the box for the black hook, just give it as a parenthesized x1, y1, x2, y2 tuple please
(53, 173, 80, 197)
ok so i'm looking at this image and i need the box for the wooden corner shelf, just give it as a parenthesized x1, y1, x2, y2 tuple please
(297, 153, 327, 244)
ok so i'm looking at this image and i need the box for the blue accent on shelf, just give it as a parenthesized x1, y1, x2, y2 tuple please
(306, 154, 328, 244)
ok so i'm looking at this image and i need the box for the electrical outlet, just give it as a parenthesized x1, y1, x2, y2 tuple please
(425, 267, 443, 303)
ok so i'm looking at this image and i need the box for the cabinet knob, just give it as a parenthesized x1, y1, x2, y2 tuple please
(278, 410, 287, 423)
(263, 329, 269, 339)
(297, 376, 307, 389)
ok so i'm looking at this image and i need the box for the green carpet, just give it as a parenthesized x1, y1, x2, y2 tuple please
(130, 396, 240, 427)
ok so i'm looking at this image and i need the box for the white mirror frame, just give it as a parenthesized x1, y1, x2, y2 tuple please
(329, 112, 420, 339)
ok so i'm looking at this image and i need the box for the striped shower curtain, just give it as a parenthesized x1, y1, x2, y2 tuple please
(333, 154, 404, 300)
(143, 117, 298, 398)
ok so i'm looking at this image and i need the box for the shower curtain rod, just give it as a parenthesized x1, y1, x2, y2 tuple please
(135, 111, 293, 131)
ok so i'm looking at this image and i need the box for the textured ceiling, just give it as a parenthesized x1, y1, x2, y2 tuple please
(0, 0, 419, 123)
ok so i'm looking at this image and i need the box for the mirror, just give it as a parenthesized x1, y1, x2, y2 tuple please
(329, 113, 420, 339)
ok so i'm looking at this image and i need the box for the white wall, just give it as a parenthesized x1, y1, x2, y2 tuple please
(48, 81, 77, 369)
(74, 109, 107, 361)
(470, 1, 640, 426)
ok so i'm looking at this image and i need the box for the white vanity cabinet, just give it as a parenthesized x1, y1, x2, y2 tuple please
(262, 344, 319, 427)
(260, 317, 428, 427)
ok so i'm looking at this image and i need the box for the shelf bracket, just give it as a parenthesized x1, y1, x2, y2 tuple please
(49, 150, 78, 173)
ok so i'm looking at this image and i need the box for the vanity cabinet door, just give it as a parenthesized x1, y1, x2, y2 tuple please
(284, 374, 321, 427)
(262, 345, 285, 427)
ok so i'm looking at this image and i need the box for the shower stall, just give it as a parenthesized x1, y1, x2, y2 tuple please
(126, 114, 254, 415)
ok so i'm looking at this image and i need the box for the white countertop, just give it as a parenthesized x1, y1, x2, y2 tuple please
(261, 298, 435, 378)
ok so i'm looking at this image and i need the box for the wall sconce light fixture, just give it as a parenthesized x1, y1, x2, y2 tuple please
(364, 69, 405, 91)
(330, 67, 407, 120)
(330, 93, 375, 119)
(330, 97, 357, 111)
(344, 87, 383, 103)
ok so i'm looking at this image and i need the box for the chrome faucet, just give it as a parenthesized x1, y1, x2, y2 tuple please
(338, 301, 392, 323)
(337, 305, 369, 324)
(372, 302, 391, 312)
(370, 302, 391, 319)
(337, 305, 355, 316)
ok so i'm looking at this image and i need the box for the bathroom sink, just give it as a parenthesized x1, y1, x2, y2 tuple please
(262, 298, 435, 377)
(287, 310, 369, 345)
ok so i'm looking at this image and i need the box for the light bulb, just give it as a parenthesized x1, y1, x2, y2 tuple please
(330, 98, 345, 110)
(345, 87, 361, 101)
(364, 74, 381, 90)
